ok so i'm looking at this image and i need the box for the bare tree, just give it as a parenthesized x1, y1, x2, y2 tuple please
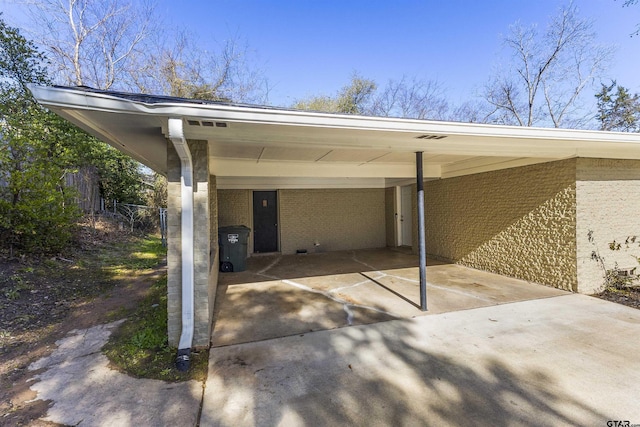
(369, 76, 449, 120)
(483, 3, 610, 128)
(22, 0, 266, 102)
(132, 30, 265, 103)
(622, 0, 640, 35)
(23, 0, 157, 90)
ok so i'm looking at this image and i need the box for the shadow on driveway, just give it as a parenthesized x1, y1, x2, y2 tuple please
(203, 294, 640, 426)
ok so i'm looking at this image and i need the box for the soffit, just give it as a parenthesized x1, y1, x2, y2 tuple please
(30, 85, 640, 180)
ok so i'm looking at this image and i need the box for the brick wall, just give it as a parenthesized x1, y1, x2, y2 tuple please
(166, 140, 215, 348)
(166, 144, 182, 347)
(423, 159, 578, 291)
(191, 140, 212, 347)
(279, 188, 386, 254)
(385, 187, 396, 247)
(576, 158, 640, 293)
(208, 175, 218, 339)
(217, 189, 252, 253)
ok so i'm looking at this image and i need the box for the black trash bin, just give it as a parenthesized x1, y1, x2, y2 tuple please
(218, 225, 251, 272)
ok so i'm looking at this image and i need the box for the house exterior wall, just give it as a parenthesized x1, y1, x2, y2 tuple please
(167, 140, 216, 348)
(166, 144, 182, 347)
(385, 187, 396, 247)
(576, 158, 640, 294)
(423, 159, 578, 291)
(218, 189, 253, 253)
(279, 188, 386, 254)
(208, 175, 218, 342)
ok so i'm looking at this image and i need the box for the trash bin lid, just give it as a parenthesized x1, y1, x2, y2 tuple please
(218, 225, 251, 236)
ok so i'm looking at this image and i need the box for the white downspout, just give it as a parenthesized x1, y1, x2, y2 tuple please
(167, 117, 195, 371)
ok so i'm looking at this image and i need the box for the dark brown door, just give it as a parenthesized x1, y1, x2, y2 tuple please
(253, 191, 278, 253)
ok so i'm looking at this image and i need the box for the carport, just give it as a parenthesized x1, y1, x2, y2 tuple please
(211, 248, 567, 346)
(30, 85, 640, 357)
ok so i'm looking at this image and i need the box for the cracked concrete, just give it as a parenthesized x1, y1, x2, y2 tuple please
(28, 321, 202, 427)
(202, 294, 640, 426)
(211, 248, 567, 347)
(22, 248, 640, 426)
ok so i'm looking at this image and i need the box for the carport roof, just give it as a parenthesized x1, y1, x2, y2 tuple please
(29, 85, 640, 184)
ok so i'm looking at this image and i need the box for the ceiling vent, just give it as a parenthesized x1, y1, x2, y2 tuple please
(416, 134, 447, 140)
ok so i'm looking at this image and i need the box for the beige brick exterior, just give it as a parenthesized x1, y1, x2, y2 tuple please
(217, 189, 253, 253)
(423, 159, 578, 291)
(166, 155, 640, 347)
(385, 187, 397, 247)
(279, 188, 386, 254)
(166, 143, 183, 347)
(166, 140, 217, 348)
(208, 175, 218, 341)
(576, 158, 640, 293)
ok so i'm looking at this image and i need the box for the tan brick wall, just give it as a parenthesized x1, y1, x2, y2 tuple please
(576, 158, 640, 293)
(424, 159, 578, 291)
(218, 190, 251, 227)
(190, 140, 212, 347)
(166, 140, 215, 348)
(217, 189, 253, 253)
(279, 188, 386, 254)
(208, 174, 218, 343)
(166, 143, 182, 346)
(385, 187, 396, 247)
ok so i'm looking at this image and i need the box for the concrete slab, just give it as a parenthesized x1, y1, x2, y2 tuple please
(202, 295, 640, 426)
(28, 321, 202, 427)
(213, 249, 567, 347)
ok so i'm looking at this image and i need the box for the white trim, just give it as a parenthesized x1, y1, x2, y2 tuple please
(168, 118, 195, 351)
(28, 85, 640, 144)
(395, 186, 402, 247)
(217, 176, 386, 190)
(28, 85, 640, 183)
(209, 158, 441, 179)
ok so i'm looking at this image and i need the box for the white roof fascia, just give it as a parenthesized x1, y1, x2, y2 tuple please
(30, 85, 640, 146)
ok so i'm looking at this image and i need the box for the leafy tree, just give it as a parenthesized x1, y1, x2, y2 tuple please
(293, 72, 457, 121)
(483, 3, 610, 127)
(0, 16, 81, 253)
(293, 74, 376, 114)
(595, 81, 640, 132)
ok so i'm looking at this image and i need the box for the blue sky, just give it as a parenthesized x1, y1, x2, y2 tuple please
(2, 0, 639, 108)
(153, 0, 640, 107)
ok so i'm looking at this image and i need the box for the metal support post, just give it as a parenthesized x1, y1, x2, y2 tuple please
(416, 152, 428, 311)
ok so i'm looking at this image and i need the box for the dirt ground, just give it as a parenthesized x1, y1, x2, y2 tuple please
(595, 286, 640, 309)
(0, 220, 166, 426)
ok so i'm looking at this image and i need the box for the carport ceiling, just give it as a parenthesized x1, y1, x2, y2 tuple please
(29, 85, 640, 181)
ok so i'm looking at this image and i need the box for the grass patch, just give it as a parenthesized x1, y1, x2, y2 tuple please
(103, 276, 209, 382)
(1, 232, 168, 342)
(98, 236, 167, 274)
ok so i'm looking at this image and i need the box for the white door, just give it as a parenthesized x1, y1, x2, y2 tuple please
(400, 185, 413, 246)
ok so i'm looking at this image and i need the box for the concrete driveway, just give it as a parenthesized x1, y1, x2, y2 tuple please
(201, 249, 640, 426)
(210, 249, 566, 346)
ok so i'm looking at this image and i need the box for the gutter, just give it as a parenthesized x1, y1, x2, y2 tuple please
(167, 117, 195, 371)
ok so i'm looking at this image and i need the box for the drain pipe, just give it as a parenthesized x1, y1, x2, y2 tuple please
(168, 117, 195, 371)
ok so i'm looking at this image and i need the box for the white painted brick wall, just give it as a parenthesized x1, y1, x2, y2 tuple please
(576, 158, 640, 293)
